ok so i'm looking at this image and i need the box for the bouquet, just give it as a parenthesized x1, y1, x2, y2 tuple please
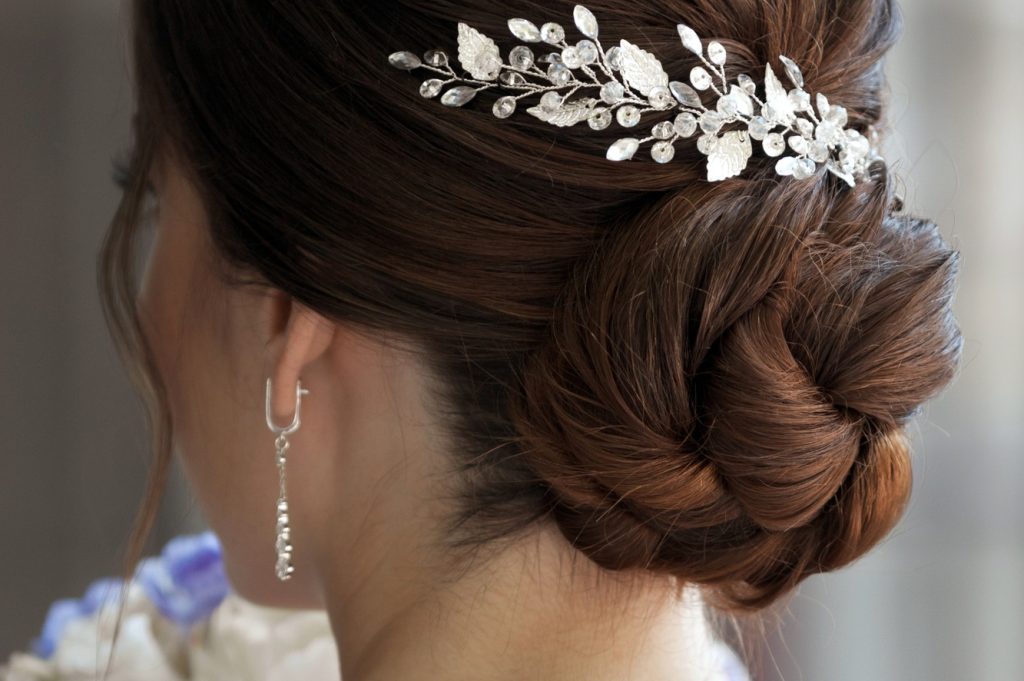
(2, 532, 749, 681)
(0, 532, 341, 681)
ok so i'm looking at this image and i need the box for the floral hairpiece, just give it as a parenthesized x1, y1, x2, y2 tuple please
(388, 4, 884, 186)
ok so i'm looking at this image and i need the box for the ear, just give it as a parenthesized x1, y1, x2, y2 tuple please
(265, 296, 335, 425)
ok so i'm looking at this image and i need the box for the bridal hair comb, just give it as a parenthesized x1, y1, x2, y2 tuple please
(388, 5, 885, 186)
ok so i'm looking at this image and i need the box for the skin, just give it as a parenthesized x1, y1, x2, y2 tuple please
(136, 144, 726, 681)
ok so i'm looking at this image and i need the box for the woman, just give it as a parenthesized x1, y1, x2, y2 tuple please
(98, 0, 960, 678)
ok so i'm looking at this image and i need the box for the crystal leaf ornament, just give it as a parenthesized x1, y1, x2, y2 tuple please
(388, 5, 884, 186)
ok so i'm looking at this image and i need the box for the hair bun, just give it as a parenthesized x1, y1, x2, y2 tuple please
(509, 174, 961, 609)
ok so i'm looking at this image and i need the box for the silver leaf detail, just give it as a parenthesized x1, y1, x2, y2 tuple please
(526, 97, 598, 127)
(617, 39, 669, 96)
(457, 23, 502, 81)
(677, 24, 702, 55)
(827, 160, 856, 187)
(763, 63, 795, 125)
(574, 5, 599, 39)
(706, 130, 752, 181)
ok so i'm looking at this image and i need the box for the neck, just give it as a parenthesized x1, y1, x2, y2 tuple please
(317, 521, 722, 681)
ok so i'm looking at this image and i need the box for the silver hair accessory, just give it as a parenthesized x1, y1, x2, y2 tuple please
(388, 4, 884, 186)
(265, 377, 310, 581)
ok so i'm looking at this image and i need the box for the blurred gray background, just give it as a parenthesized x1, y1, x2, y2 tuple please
(1, 1, 1020, 679)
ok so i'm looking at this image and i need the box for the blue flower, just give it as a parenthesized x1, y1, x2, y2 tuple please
(81, 577, 124, 611)
(136, 530, 230, 629)
(29, 531, 230, 660)
(30, 577, 123, 659)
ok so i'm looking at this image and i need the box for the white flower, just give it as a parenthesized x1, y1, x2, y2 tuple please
(188, 594, 339, 681)
(51, 612, 184, 681)
(1, 651, 55, 681)
(1, 583, 186, 681)
(1, 531, 341, 681)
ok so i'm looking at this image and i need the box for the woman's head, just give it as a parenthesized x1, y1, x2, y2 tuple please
(103, 0, 960, 617)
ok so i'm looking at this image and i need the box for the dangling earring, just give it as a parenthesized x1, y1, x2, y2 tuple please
(265, 376, 310, 581)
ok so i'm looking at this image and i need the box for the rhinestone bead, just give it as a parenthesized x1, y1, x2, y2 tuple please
(561, 46, 583, 69)
(791, 157, 816, 180)
(788, 135, 809, 155)
(605, 46, 622, 70)
(441, 86, 476, 107)
(796, 118, 814, 138)
(493, 96, 517, 118)
(541, 22, 565, 44)
(539, 91, 563, 110)
(678, 24, 702, 55)
(816, 93, 831, 118)
(699, 110, 725, 134)
(825, 104, 848, 127)
(648, 85, 674, 109)
(419, 79, 444, 99)
(673, 112, 698, 137)
(763, 132, 786, 156)
(652, 121, 675, 139)
(707, 41, 727, 65)
(775, 156, 797, 176)
(574, 5, 600, 39)
(717, 94, 739, 117)
(509, 45, 535, 70)
(737, 73, 756, 95)
(690, 66, 712, 90)
(607, 137, 640, 161)
(423, 50, 448, 67)
(789, 89, 811, 112)
(577, 40, 598, 65)
(845, 130, 871, 157)
(762, 102, 786, 125)
(616, 105, 641, 127)
(547, 63, 571, 85)
(670, 81, 702, 108)
(815, 121, 842, 146)
(747, 116, 770, 140)
(651, 141, 676, 163)
(509, 18, 542, 43)
(600, 81, 625, 104)
(779, 55, 805, 88)
(588, 108, 612, 130)
(696, 134, 718, 154)
(500, 71, 526, 85)
(388, 51, 422, 70)
(809, 141, 830, 163)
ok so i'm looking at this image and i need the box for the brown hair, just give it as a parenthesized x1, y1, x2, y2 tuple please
(99, 0, 960, 669)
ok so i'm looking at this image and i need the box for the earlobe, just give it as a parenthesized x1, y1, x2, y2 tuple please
(266, 298, 335, 423)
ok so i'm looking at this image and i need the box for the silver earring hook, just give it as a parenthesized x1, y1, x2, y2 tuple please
(265, 377, 311, 436)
